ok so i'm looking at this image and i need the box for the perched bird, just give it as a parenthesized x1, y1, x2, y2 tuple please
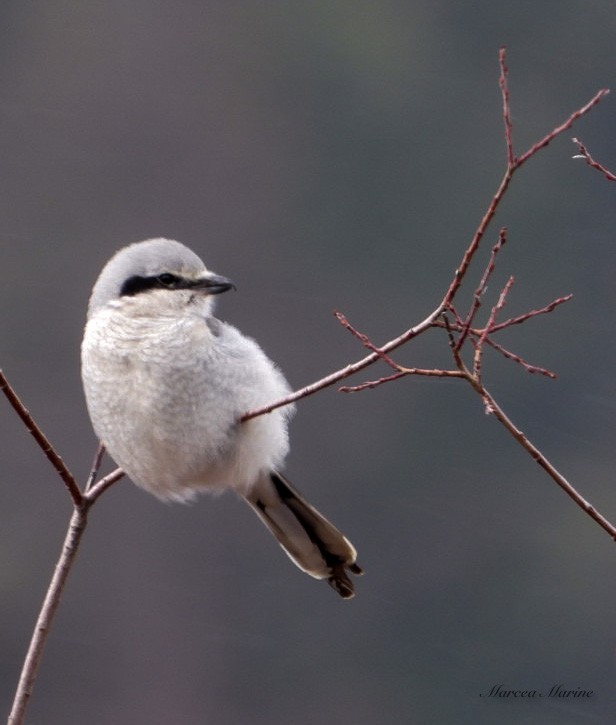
(81, 238, 362, 597)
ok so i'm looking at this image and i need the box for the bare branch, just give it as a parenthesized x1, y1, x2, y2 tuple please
(241, 52, 608, 424)
(483, 338, 558, 378)
(240, 307, 442, 422)
(499, 47, 515, 167)
(0, 369, 82, 506)
(435, 293, 573, 339)
(478, 385, 616, 541)
(340, 368, 464, 394)
(515, 89, 609, 168)
(572, 137, 616, 182)
(473, 276, 515, 379)
(490, 294, 574, 332)
(84, 443, 106, 493)
(8, 507, 89, 725)
(455, 227, 508, 352)
(335, 312, 402, 371)
(84, 467, 125, 503)
(339, 370, 411, 393)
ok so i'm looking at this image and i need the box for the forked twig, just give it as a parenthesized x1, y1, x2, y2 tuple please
(243, 49, 616, 547)
(455, 227, 508, 353)
(0, 376, 125, 725)
(572, 137, 616, 182)
(473, 275, 515, 380)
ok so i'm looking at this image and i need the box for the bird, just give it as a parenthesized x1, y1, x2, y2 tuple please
(81, 238, 362, 598)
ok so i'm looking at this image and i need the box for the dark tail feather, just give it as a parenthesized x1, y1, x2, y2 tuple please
(245, 471, 363, 599)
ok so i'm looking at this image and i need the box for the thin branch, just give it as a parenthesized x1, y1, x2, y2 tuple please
(334, 312, 467, 391)
(6, 445, 123, 725)
(490, 294, 573, 332)
(84, 443, 106, 493)
(515, 89, 609, 168)
(340, 370, 411, 393)
(335, 312, 402, 370)
(483, 337, 557, 378)
(455, 227, 508, 352)
(8, 506, 89, 725)
(440, 166, 514, 309)
(0, 370, 82, 506)
(434, 293, 573, 338)
(443, 313, 468, 374)
(240, 307, 442, 421)
(499, 47, 515, 167)
(241, 53, 608, 423)
(85, 467, 125, 503)
(340, 368, 464, 393)
(475, 383, 616, 541)
(473, 275, 515, 379)
(572, 137, 616, 182)
(440, 49, 517, 308)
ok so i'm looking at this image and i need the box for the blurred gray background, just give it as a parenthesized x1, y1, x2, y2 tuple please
(1, 2, 616, 724)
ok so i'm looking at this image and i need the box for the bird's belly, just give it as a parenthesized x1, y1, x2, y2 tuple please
(85, 360, 240, 500)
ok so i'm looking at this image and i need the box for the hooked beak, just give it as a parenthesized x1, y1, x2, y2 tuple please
(192, 274, 236, 295)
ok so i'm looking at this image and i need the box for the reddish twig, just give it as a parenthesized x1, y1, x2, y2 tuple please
(499, 48, 515, 167)
(572, 137, 616, 182)
(436, 294, 573, 340)
(84, 443, 106, 492)
(454, 228, 508, 352)
(241, 53, 607, 422)
(471, 383, 616, 541)
(0, 369, 83, 507)
(445, 305, 466, 329)
(483, 338, 557, 378)
(473, 275, 515, 379)
(8, 507, 90, 725)
(85, 467, 125, 503)
(475, 228, 508, 302)
(490, 294, 573, 332)
(334, 312, 401, 370)
(442, 313, 468, 374)
(1, 368, 125, 725)
(339, 370, 410, 393)
(340, 368, 465, 393)
(515, 89, 609, 167)
(240, 307, 441, 421)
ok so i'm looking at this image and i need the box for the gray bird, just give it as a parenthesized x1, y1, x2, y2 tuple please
(81, 238, 362, 597)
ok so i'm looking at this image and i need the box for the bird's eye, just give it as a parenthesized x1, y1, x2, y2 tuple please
(156, 273, 177, 287)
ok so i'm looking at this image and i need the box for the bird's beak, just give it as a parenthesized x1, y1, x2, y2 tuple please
(192, 274, 236, 295)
